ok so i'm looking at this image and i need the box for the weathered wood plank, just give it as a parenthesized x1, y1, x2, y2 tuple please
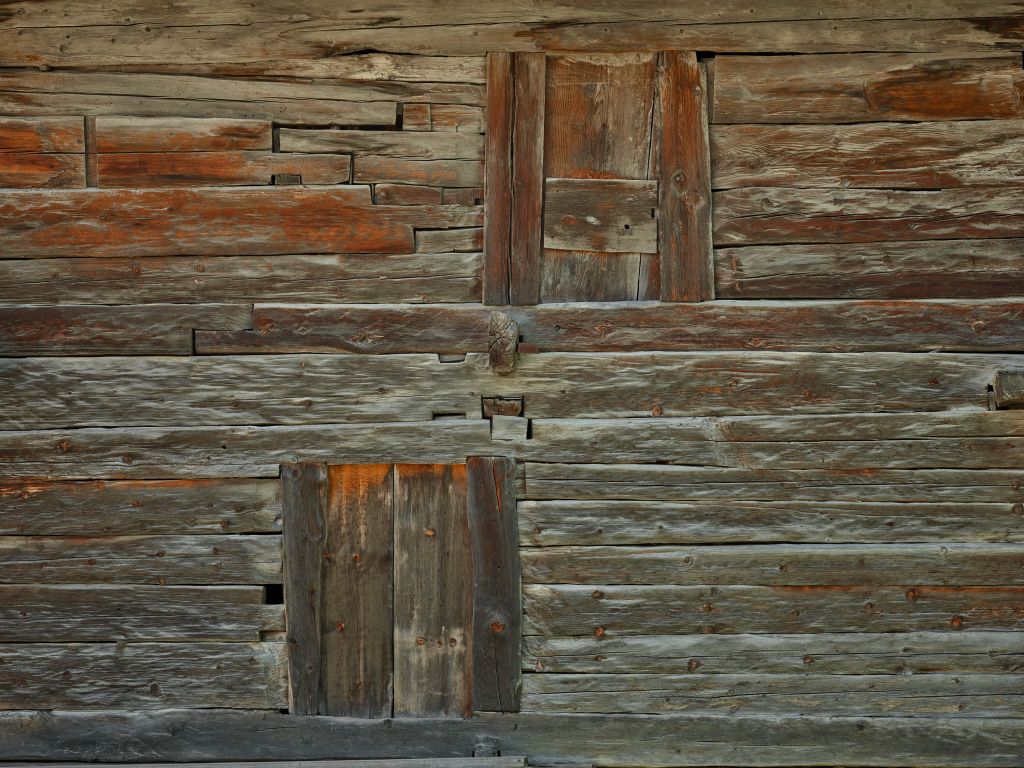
(430, 105, 485, 133)
(6, 351, 1019, 430)
(195, 300, 1024, 354)
(0, 153, 85, 188)
(522, 464, 1024, 504)
(994, 370, 1024, 408)
(354, 156, 482, 187)
(521, 672, 1024, 717)
(96, 151, 351, 187)
(524, 583, 1024, 635)
(1, 709, 1023, 766)
(483, 51, 513, 306)
(416, 228, 483, 254)
(0, 187, 430, 258)
(519, 499, 1024, 545)
(0, 585, 281, 641)
(712, 121, 1024, 189)
(393, 463, 472, 718)
(0, 535, 281, 584)
(713, 52, 1024, 124)
(94, 117, 271, 151)
(0, 478, 281, 536)
(0, 304, 251, 356)
(321, 464, 394, 718)
(543, 179, 658, 254)
(468, 456, 521, 712)
(714, 186, 1024, 246)
(659, 51, 713, 302)
(521, 543, 1024, 586)
(0, 642, 287, 710)
(169, 53, 488, 82)
(1, 761, 524, 768)
(0, 117, 84, 152)
(0, 421, 494, 480)
(525, 631, 1024, 674)
(714, 239, 1024, 299)
(281, 462, 327, 715)
(0, 253, 481, 305)
(375, 184, 443, 205)
(509, 52, 546, 305)
(280, 129, 482, 160)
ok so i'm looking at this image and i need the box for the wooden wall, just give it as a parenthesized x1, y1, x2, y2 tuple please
(1, 2, 1024, 766)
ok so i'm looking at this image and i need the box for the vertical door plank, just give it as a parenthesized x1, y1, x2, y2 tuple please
(321, 464, 394, 717)
(393, 463, 473, 718)
(281, 461, 328, 715)
(484, 52, 514, 305)
(467, 456, 521, 712)
(659, 51, 715, 302)
(508, 52, 546, 305)
(541, 53, 658, 302)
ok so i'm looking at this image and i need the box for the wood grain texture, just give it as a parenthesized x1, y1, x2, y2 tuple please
(0, 478, 282, 535)
(525, 631, 1024, 674)
(354, 156, 482, 187)
(0, 153, 85, 188)
(0, 585, 281, 641)
(712, 121, 1024, 189)
(96, 151, 352, 187)
(468, 456, 521, 712)
(713, 52, 1024, 123)
(280, 129, 482, 159)
(94, 117, 271, 151)
(321, 464, 394, 718)
(483, 51, 513, 305)
(714, 239, 1024, 299)
(0, 117, 84, 152)
(0, 642, 287, 710)
(994, 370, 1024, 408)
(659, 52, 713, 302)
(393, 463, 472, 718)
(508, 52, 546, 305)
(543, 179, 658, 254)
(375, 184, 443, 205)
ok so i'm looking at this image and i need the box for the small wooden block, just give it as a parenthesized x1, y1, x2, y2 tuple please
(544, 178, 658, 253)
(482, 396, 524, 418)
(490, 415, 529, 443)
(993, 370, 1024, 408)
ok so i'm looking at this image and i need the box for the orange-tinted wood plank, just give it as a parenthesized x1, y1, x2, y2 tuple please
(0, 153, 84, 188)
(0, 117, 84, 153)
(96, 151, 351, 187)
(484, 51, 514, 305)
(95, 117, 272, 152)
(508, 52, 546, 305)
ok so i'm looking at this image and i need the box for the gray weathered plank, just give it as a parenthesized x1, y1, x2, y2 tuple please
(0, 642, 287, 710)
(468, 456, 521, 712)
(393, 463, 472, 718)
(508, 52, 545, 305)
(994, 370, 1024, 408)
(279, 129, 482, 159)
(483, 51, 513, 305)
(543, 179, 658, 254)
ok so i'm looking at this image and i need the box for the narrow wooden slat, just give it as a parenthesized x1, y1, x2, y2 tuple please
(543, 179, 658, 253)
(279, 129, 482, 159)
(393, 463, 472, 718)
(713, 52, 1024, 124)
(0, 642, 287, 710)
(483, 51, 514, 305)
(416, 227, 483, 253)
(94, 117, 272, 151)
(467, 456, 521, 712)
(375, 184, 443, 205)
(659, 51, 713, 302)
(179, 53, 488, 82)
(0, 153, 85, 188)
(0, 585, 280, 641)
(321, 464, 394, 717)
(354, 156, 482, 187)
(508, 52, 546, 305)
(96, 152, 351, 187)
(525, 631, 1024, 674)
(0, 117, 84, 152)
(1, 761, 526, 768)
(281, 461, 327, 715)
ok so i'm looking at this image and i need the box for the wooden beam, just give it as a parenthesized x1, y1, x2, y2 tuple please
(543, 179, 658, 254)
(483, 52, 514, 305)
(508, 52, 546, 305)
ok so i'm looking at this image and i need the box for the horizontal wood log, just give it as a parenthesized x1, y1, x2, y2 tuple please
(4, 351, 1019, 429)
(714, 239, 1024, 299)
(167, 52, 487, 82)
(519, 499, 1024, 545)
(0, 478, 281, 535)
(521, 672, 1024, 717)
(0, 304, 251, 356)
(280, 129, 483, 160)
(375, 184, 443, 205)
(0, 253, 482, 305)
(95, 151, 352, 187)
(0, 421, 494, 480)
(522, 464, 1024, 504)
(520, 543, 1024, 586)
(713, 52, 1024, 123)
(524, 583, 1024, 635)
(0, 535, 281, 584)
(0, 761, 523, 768)
(94, 117, 271, 151)
(0, 585, 282, 641)
(525, 631, 1024, 674)
(195, 300, 1024, 354)
(712, 121, 1024, 189)
(543, 179, 658, 254)
(354, 156, 483, 187)
(1, 709, 1022, 766)
(0, 188, 484, 258)
(0, 642, 287, 710)
(714, 187, 1024, 246)
(417, 228, 483, 253)
(0, 117, 84, 152)
(0, 153, 85, 188)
